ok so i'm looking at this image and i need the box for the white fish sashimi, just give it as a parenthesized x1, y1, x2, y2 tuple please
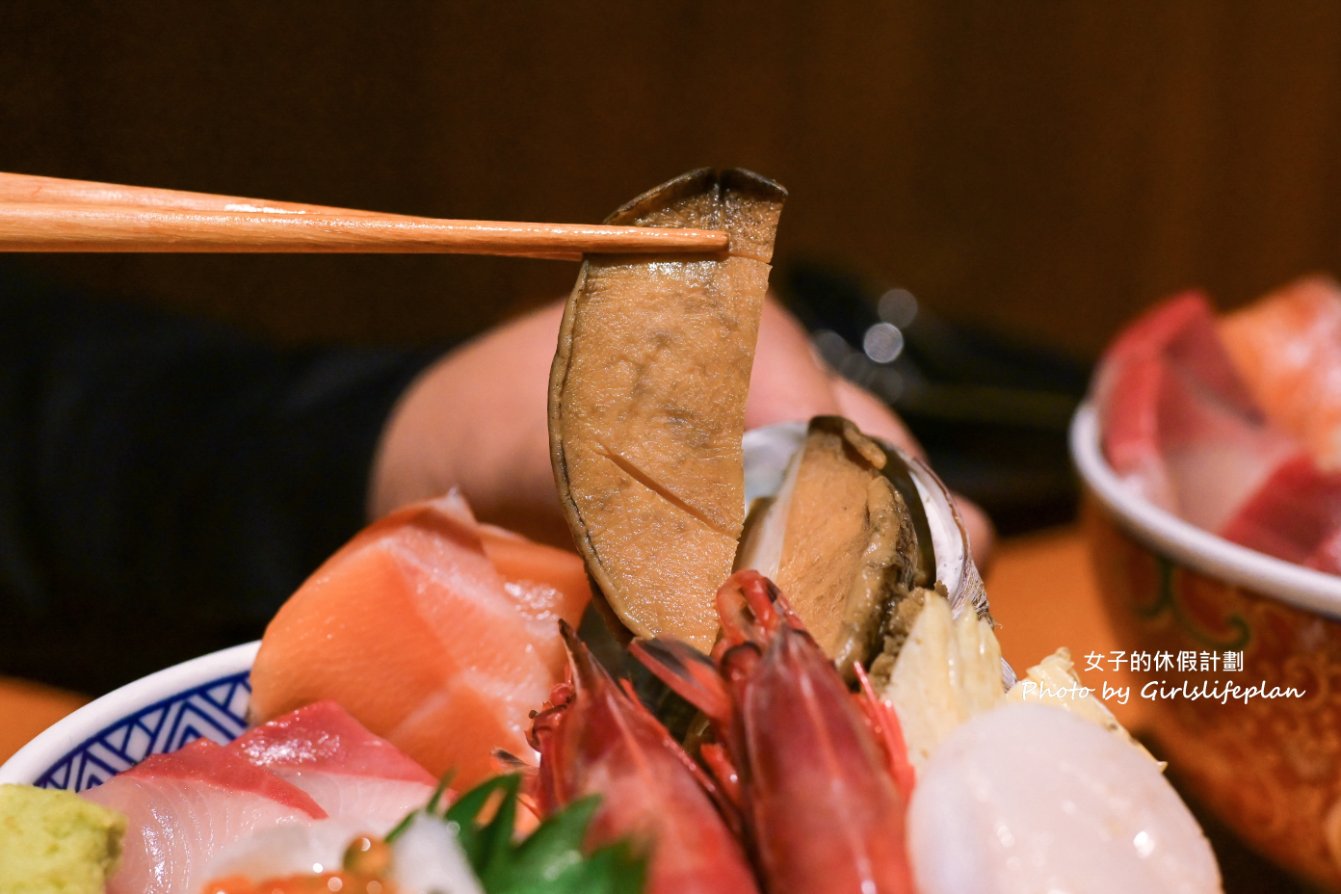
(81, 741, 325, 894)
(272, 773, 434, 831)
(205, 814, 489, 894)
(909, 703, 1222, 894)
(229, 700, 438, 830)
(203, 818, 371, 882)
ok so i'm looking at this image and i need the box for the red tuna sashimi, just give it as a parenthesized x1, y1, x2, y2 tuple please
(1095, 292, 1290, 527)
(1220, 454, 1341, 575)
(81, 739, 324, 894)
(1220, 275, 1341, 470)
(1097, 346, 1173, 507)
(229, 700, 436, 831)
(1097, 293, 1259, 429)
(248, 492, 589, 788)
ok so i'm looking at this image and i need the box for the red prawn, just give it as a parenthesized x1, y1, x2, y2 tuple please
(632, 569, 917, 894)
(529, 623, 760, 894)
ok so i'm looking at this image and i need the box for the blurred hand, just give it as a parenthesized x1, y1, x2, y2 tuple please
(370, 297, 993, 566)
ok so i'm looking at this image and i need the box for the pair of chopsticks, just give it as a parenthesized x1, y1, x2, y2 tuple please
(0, 173, 729, 260)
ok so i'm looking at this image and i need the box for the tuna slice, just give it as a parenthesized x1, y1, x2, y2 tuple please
(81, 739, 325, 894)
(229, 700, 436, 831)
(248, 491, 590, 787)
(1219, 455, 1341, 575)
(1095, 292, 1292, 530)
(736, 416, 919, 672)
(1219, 275, 1341, 470)
(549, 168, 786, 651)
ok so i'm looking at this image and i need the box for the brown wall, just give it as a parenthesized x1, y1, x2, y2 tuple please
(4, 2, 1341, 356)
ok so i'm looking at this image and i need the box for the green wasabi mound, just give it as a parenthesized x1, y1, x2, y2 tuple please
(0, 784, 125, 894)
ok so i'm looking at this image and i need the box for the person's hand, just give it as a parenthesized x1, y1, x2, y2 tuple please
(370, 297, 993, 566)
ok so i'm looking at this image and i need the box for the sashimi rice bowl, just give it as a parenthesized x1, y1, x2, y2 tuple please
(2, 171, 1228, 894)
(1075, 276, 1341, 889)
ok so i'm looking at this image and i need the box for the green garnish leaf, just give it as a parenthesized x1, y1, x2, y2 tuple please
(393, 773, 647, 894)
(385, 773, 454, 843)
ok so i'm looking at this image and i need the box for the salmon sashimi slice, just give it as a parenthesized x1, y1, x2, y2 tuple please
(81, 739, 325, 894)
(1219, 455, 1341, 575)
(229, 700, 437, 830)
(478, 522, 594, 678)
(478, 522, 591, 611)
(1219, 275, 1341, 470)
(248, 492, 589, 788)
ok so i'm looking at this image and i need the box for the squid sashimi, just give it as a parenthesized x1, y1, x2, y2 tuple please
(229, 700, 436, 830)
(908, 704, 1221, 894)
(1219, 275, 1341, 469)
(81, 739, 325, 894)
(248, 491, 590, 787)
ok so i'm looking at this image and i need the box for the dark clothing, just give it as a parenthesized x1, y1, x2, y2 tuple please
(0, 272, 436, 693)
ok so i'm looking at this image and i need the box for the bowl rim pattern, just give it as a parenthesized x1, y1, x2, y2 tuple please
(0, 641, 259, 788)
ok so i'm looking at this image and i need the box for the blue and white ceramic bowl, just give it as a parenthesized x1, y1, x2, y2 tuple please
(0, 642, 258, 791)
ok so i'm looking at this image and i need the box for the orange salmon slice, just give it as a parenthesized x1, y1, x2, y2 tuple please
(1219, 275, 1341, 470)
(248, 492, 590, 787)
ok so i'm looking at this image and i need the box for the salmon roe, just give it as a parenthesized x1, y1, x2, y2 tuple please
(202, 834, 397, 894)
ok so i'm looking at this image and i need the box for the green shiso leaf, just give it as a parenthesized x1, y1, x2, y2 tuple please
(392, 773, 647, 894)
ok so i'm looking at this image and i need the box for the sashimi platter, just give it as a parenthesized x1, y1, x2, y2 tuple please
(0, 171, 1226, 893)
(1095, 276, 1341, 573)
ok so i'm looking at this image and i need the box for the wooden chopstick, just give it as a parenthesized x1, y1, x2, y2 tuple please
(0, 173, 730, 260)
(0, 173, 378, 216)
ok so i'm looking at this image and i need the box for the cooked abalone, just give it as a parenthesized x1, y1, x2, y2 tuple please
(549, 169, 786, 651)
(735, 416, 920, 672)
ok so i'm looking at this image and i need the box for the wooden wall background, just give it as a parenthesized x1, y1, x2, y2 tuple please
(3, 2, 1341, 358)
